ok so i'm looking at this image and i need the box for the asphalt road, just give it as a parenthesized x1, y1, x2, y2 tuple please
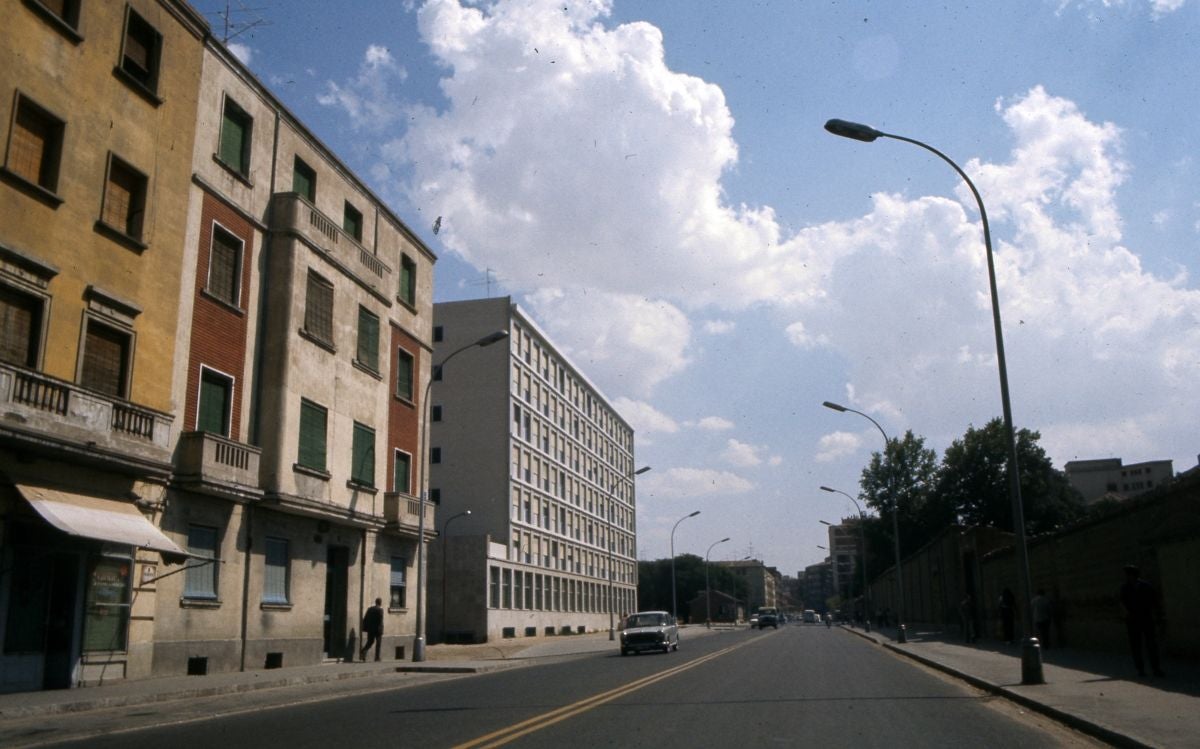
(39, 626, 1101, 748)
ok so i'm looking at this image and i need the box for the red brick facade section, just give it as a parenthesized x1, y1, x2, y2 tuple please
(388, 323, 423, 493)
(183, 190, 254, 440)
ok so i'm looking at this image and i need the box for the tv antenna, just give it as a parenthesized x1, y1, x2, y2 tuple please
(469, 268, 503, 298)
(214, 1, 272, 44)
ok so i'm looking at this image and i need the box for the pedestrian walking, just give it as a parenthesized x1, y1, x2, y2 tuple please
(360, 597, 384, 662)
(1032, 588, 1052, 649)
(999, 587, 1016, 644)
(1120, 565, 1165, 677)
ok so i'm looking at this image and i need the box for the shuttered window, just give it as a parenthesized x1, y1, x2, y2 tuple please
(8, 96, 64, 192)
(79, 321, 130, 397)
(207, 225, 242, 306)
(303, 271, 333, 345)
(292, 156, 316, 201)
(297, 399, 327, 471)
(0, 285, 42, 367)
(343, 202, 362, 241)
(263, 538, 289, 604)
(197, 369, 232, 436)
(121, 8, 162, 92)
(356, 306, 379, 372)
(218, 97, 252, 176)
(396, 349, 414, 401)
(101, 155, 147, 240)
(399, 255, 416, 306)
(351, 422, 375, 487)
(393, 451, 411, 494)
(184, 525, 219, 599)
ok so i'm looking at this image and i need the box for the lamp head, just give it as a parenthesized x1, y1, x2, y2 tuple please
(822, 401, 848, 413)
(689, 510, 701, 518)
(719, 537, 730, 543)
(476, 330, 510, 347)
(819, 486, 835, 493)
(824, 119, 882, 142)
(635, 466, 652, 475)
(819, 520, 832, 526)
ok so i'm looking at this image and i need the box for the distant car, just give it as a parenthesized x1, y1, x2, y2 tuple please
(620, 611, 679, 655)
(754, 607, 779, 629)
(749, 615, 759, 628)
(802, 609, 818, 623)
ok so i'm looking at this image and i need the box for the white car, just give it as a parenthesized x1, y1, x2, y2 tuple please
(620, 611, 680, 655)
(802, 609, 818, 623)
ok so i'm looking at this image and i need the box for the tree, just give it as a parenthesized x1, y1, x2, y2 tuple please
(934, 418, 1084, 535)
(858, 429, 949, 552)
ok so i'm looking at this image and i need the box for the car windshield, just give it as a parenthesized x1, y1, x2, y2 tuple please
(627, 614, 668, 628)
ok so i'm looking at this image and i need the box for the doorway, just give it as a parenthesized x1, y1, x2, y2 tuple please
(2, 548, 81, 691)
(322, 546, 349, 658)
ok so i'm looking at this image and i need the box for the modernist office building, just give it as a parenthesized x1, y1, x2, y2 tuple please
(428, 298, 638, 643)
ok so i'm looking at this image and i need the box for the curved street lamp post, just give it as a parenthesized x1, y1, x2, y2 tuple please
(413, 330, 509, 662)
(823, 400, 906, 642)
(439, 510, 471, 644)
(824, 118, 1042, 684)
(609, 466, 651, 640)
(704, 537, 730, 628)
(820, 486, 872, 632)
(670, 511, 700, 622)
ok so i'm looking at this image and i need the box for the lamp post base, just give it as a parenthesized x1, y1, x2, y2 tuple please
(896, 624, 907, 643)
(608, 627, 615, 641)
(412, 636, 426, 663)
(1021, 637, 1045, 684)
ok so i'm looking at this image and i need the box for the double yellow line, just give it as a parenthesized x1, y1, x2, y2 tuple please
(453, 639, 752, 748)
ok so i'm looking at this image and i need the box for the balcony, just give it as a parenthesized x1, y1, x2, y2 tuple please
(384, 492, 436, 540)
(269, 192, 392, 301)
(174, 431, 263, 503)
(0, 363, 173, 474)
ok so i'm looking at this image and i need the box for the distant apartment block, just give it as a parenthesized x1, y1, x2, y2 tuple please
(717, 559, 781, 613)
(826, 517, 863, 599)
(428, 298, 638, 642)
(1064, 458, 1174, 504)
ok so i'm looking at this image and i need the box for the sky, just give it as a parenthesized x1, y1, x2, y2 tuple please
(196, 0, 1200, 576)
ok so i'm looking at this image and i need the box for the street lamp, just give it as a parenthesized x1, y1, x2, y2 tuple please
(821, 486, 872, 632)
(439, 509, 471, 644)
(823, 400, 907, 643)
(670, 510, 700, 622)
(609, 466, 651, 640)
(413, 330, 509, 662)
(704, 537, 730, 628)
(824, 117, 1042, 684)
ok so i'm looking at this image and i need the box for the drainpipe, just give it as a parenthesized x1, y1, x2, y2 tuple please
(239, 503, 253, 672)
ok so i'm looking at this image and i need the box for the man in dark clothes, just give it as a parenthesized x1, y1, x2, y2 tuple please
(1120, 565, 1164, 677)
(361, 598, 384, 662)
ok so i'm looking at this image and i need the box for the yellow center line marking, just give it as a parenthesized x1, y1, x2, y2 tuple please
(452, 636, 761, 749)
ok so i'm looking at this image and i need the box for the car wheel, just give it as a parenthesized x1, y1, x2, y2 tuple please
(673, 641, 679, 651)
(621, 648, 629, 656)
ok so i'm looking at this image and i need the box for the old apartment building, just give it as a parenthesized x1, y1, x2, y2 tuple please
(428, 298, 638, 643)
(0, 1, 437, 692)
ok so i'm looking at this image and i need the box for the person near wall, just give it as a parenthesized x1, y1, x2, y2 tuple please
(1120, 565, 1165, 678)
(999, 587, 1016, 644)
(1032, 588, 1052, 649)
(360, 597, 385, 662)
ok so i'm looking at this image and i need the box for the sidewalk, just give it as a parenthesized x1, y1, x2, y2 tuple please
(843, 624, 1200, 748)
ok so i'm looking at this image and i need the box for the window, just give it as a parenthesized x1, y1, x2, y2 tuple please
(82, 549, 133, 651)
(489, 567, 500, 608)
(0, 284, 44, 368)
(218, 96, 252, 177)
(395, 348, 414, 400)
(297, 398, 327, 471)
(263, 538, 289, 604)
(431, 405, 442, 422)
(351, 421, 375, 487)
(100, 154, 147, 241)
(343, 201, 363, 242)
(79, 319, 131, 397)
(5, 95, 64, 195)
(27, 0, 82, 33)
(389, 557, 407, 609)
(356, 306, 379, 372)
(184, 525, 219, 599)
(119, 6, 162, 94)
(393, 450, 411, 494)
(430, 447, 441, 465)
(433, 326, 443, 343)
(399, 254, 416, 306)
(292, 156, 316, 201)
(303, 271, 333, 345)
(206, 224, 242, 306)
(197, 367, 232, 436)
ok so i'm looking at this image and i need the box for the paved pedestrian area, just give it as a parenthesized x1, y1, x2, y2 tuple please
(1, 624, 1195, 748)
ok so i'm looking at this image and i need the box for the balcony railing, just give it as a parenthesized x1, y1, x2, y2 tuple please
(0, 363, 172, 464)
(270, 192, 392, 300)
(383, 492, 435, 537)
(175, 431, 262, 500)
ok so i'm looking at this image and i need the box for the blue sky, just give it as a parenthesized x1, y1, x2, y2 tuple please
(196, 0, 1199, 575)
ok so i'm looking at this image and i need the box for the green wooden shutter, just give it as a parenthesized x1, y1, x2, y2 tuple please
(396, 349, 413, 400)
(298, 399, 327, 471)
(351, 422, 374, 486)
(357, 307, 378, 370)
(393, 451, 410, 494)
(198, 372, 231, 435)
